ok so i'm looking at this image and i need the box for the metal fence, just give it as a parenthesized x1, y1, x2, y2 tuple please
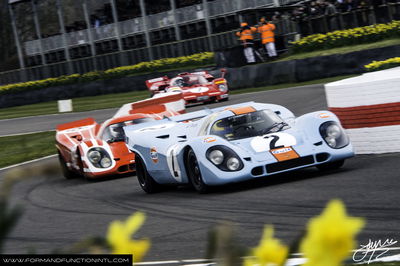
(0, 30, 237, 85)
(22, 0, 283, 56)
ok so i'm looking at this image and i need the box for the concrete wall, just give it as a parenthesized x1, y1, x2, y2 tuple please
(1, 44, 400, 108)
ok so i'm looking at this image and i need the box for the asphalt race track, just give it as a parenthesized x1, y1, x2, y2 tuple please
(1, 84, 399, 262)
(0, 84, 324, 136)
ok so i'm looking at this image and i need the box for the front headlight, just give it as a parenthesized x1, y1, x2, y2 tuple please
(87, 147, 112, 168)
(209, 150, 224, 165)
(88, 150, 101, 164)
(218, 84, 227, 92)
(100, 157, 112, 168)
(227, 157, 240, 171)
(319, 121, 349, 149)
(206, 145, 243, 171)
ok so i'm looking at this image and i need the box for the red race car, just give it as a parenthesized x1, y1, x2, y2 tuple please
(146, 69, 228, 105)
(55, 93, 185, 179)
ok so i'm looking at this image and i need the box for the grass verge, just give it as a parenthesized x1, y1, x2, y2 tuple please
(0, 131, 56, 169)
(0, 74, 356, 120)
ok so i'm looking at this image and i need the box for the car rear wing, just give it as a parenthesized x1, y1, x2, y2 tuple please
(113, 92, 185, 118)
(56, 117, 96, 131)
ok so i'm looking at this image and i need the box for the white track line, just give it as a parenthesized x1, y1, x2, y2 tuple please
(0, 130, 55, 138)
(0, 154, 57, 172)
(0, 107, 117, 123)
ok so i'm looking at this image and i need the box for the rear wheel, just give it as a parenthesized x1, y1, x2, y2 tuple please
(135, 154, 162, 193)
(58, 152, 79, 179)
(317, 160, 345, 171)
(186, 149, 209, 193)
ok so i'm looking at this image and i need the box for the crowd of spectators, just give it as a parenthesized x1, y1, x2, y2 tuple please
(290, 0, 400, 34)
(291, 0, 399, 21)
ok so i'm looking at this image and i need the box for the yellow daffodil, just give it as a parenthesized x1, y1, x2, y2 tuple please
(243, 225, 288, 266)
(107, 212, 150, 263)
(300, 199, 365, 266)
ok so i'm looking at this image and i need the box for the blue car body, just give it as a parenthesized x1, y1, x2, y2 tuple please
(124, 102, 354, 191)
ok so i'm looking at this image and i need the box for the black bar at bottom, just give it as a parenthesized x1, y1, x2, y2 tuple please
(0, 254, 132, 266)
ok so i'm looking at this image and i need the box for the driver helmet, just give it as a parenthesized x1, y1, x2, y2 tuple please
(173, 77, 184, 87)
(110, 124, 124, 138)
(212, 120, 233, 138)
(167, 87, 183, 93)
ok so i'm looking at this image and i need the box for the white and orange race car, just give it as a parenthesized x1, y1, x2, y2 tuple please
(55, 93, 185, 179)
(146, 70, 228, 105)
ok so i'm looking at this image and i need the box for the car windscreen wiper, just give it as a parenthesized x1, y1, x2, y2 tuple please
(259, 122, 288, 135)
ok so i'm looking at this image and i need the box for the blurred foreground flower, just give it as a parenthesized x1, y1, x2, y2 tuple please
(243, 225, 288, 266)
(300, 199, 365, 266)
(107, 212, 150, 262)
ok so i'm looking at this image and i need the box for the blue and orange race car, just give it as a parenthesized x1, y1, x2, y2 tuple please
(124, 102, 354, 193)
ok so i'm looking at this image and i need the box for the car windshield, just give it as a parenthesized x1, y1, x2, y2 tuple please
(102, 117, 155, 142)
(172, 75, 208, 87)
(210, 109, 288, 140)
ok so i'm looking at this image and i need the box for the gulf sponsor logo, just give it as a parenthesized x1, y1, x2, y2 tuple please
(271, 147, 293, 154)
(150, 147, 158, 163)
(319, 113, 331, 118)
(204, 137, 216, 143)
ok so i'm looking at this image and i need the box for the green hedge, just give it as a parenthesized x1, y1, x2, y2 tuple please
(291, 21, 400, 53)
(364, 57, 400, 71)
(0, 52, 214, 95)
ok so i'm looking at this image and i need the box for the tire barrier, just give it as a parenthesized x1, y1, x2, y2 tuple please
(325, 67, 400, 154)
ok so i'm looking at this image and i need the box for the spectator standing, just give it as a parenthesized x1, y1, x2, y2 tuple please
(257, 17, 277, 59)
(325, 0, 339, 30)
(235, 22, 257, 64)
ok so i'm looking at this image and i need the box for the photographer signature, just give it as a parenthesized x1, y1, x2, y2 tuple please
(353, 239, 398, 264)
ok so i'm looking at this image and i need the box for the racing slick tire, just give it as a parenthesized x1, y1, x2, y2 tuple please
(58, 152, 79, 179)
(316, 159, 345, 171)
(185, 149, 209, 193)
(135, 153, 163, 193)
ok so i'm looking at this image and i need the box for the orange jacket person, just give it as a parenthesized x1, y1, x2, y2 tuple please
(235, 22, 257, 63)
(257, 18, 277, 58)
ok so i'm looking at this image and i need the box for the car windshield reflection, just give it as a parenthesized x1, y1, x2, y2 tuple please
(210, 109, 288, 140)
(103, 117, 155, 143)
(172, 75, 208, 87)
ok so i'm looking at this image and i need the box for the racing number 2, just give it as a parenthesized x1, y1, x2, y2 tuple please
(264, 135, 284, 150)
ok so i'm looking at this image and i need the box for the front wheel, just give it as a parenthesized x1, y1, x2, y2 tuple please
(135, 154, 162, 193)
(316, 160, 345, 171)
(186, 149, 209, 193)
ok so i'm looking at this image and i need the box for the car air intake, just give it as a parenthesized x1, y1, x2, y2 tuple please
(266, 156, 315, 173)
(251, 166, 264, 176)
(316, 153, 330, 162)
(118, 165, 129, 172)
